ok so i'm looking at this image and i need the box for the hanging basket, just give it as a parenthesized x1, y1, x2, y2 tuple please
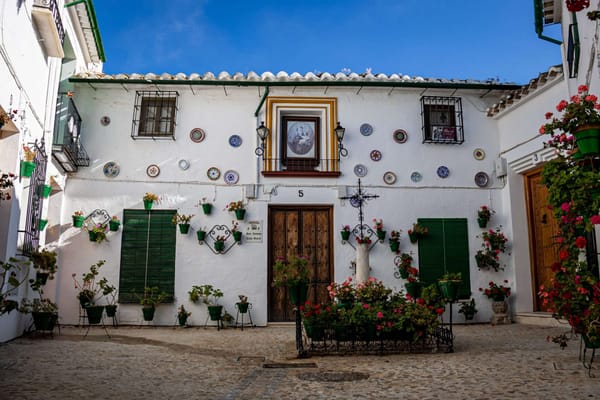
(438, 280, 460, 302)
(289, 282, 309, 306)
(376, 230, 386, 241)
(477, 218, 488, 228)
(233, 231, 242, 242)
(340, 230, 350, 241)
(389, 240, 400, 253)
(408, 232, 418, 244)
(214, 241, 225, 252)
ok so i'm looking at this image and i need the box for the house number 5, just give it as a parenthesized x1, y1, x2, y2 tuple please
(298, 190, 304, 197)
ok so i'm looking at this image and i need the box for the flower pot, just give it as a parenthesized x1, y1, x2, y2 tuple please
(178, 223, 190, 234)
(178, 314, 188, 326)
(197, 230, 206, 242)
(36, 272, 49, 285)
(72, 215, 85, 228)
(105, 305, 118, 317)
(376, 229, 386, 241)
(202, 203, 212, 215)
(289, 282, 309, 306)
(19, 160, 36, 178)
(109, 220, 120, 231)
(214, 241, 225, 252)
(438, 280, 460, 302)
(389, 240, 400, 253)
(491, 300, 507, 314)
(143, 199, 153, 210)
(398, 269, 409, 280)
(38, 219, 48, 231)
(408, 232, 418, 244)
(477, 217, 488, 228)
(573, 125, 600, 156)
(38, 184, 52, 198)
(235, 209, 246, 220)
(340, 230, 350, 241)
(463, 312, 475, 321)
(78, 293, 93, 308)
(32, 311, 57, 331)
(142, 306, 155, 321)
(404, 282, 422, 298)
(233, 231, 242, 242)
(236, 302, 249, 313)
(88, 231, 98, 242)
(85, 305, 105, 324)
(208, 305, 223, 321)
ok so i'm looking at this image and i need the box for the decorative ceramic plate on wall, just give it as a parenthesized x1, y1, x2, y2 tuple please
(224, 170, 239, 185)
(103, 161, 119, 178)
(410, 171, 422, 183)
(383, 171, 397, 185)
(207, 167, 221, 180)
(437, 166, 450, 178)
(370, 150, 382, 161)
(229, 134, 242, 147)
(100, 116, 111, 126)
(473, 148, 486, 160)
(360, 123, 373, 136)
(350, 196, 361, 208)
(474, 171, 490, 187)
(354, 164, 368, 177)
(393, 129, 408, 143)
(146, 164, 160, 178)
(178, 159, 190, 170)
(190, 128, 206, 143)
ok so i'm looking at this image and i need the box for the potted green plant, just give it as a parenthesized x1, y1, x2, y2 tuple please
(71, 260, 109, 324)
(19, 298, 59, 331)
(340, 225, 351, 241)
(20, 145, 36, 177)
(100, 280, 118, 318)
(0, 258, 30, 316)
(458, 299, 478, 321)
(388, 230, 401, 253)
(109, 215, 121, 231)
(225, 200, 246, 220)
(199, 197, 213, 215)
(72, 210, 85, 227)
(479, 280, 511, 314)
(272, 255, 310, 305)
(394, 252, 414, 280)
(136, 286, 168, 321)
(408, 222, 428, 243)
(475, 227, 509, 271)
(373, 218, 385, 241)
(29, 247, 57, 286)
(188, 284, 224, 321)
(177, 305, 191, 327)
(143, 192, 159, 210)
(172, 212, 194, 234)
(214, 235, 226, 252)
(326, 277, 355, 307)
(221, 311, 234, 328)
(236, 294, 250, 313)
(231, 221, 242, 243)
(477, 205, 495, 228)
(438, 272, 462, 301)
(38, 182, 52, 198)
(86, 223, 109, 243)
(197, 227, 207, 242)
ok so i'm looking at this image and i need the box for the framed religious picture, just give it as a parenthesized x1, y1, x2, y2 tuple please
(281, 116, 320, 170)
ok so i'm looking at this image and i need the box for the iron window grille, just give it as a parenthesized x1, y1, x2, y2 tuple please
(131, 91, 178, 140)
(52, 95, 90, 172)
(421, 96, 464, 144)
(20, 140, 48, 257)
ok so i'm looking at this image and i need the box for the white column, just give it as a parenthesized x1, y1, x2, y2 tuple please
(356, 243, 370, 283)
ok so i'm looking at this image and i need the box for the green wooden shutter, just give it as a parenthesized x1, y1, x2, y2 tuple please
(418, 218, 471, 299)
(119, 210, 176, 302)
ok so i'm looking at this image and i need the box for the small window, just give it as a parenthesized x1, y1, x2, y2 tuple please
(132, 91, 178, 139)
(421, 96, 464, 144)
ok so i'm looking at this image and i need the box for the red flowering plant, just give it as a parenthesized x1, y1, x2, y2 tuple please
(477, 205, 495, 220)
(355, 277, 392, 304)
(389, 230, 401, 242)
(356, 236, 372, 244)
(479, 280, 511, 302)
(327, 277, 355, 304)
(299, 301, 334, 326)
(0, 171, 15, 204)
(566, 0, 590, 12)
(475, 226, 509, 272)
(372, 218, 383, 231)
(395, 252, 415, 278)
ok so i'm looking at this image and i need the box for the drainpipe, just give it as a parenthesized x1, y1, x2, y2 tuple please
(65, 0, 106, 62)
(533, 0, 562, 45)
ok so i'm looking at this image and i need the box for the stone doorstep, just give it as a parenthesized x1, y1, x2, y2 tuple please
(513, 312, 567, 327)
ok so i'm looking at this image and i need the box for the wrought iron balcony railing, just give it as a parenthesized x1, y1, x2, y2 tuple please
(52, 95, 90, 173)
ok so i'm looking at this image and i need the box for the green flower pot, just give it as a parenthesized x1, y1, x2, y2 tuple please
(105, 305, 118, 317)
(236, 302, 249, 313)
(235, 209, 246, 220)
(202, 203, 212, 215)
(20, 160, 36, 178)
(208, 305, 223, 321)
(233, 231, 242, 242)
(404, 282, 422, 298)
(38, 184, 52, 198)
(573, 126, 600, 156)
(85, 305, 105, 325)
(341, 230, 350, 241)
(38, 219, 48, 231)
(109, 220, 120, 231)
(178, 223, 190, 234)
(178, 315, 188, 326)
(142, 306, 155, 321)
(289, 283, 309, 306)
(408, 232, 418, 244)
(214, 241, 225, 252)
(477, 217, 488, 228)
(143, 199, 153, 210)
(32, 312, 57, 331)
(389, 240, 400, 253)
(72, 215, 85, 227)
(376, 230, 386, 241)
(88, 231, 98, 242)
(438, 280, 460, 302)
(197, 230, 206, 241)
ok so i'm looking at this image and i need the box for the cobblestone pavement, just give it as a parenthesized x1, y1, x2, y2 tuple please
(0, 323, 597, 399)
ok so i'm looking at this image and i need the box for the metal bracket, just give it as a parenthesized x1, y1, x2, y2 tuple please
(198, 224, 241, 255)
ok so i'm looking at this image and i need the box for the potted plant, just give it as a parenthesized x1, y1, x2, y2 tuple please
(300, 301, 331, 340)
(404, 272, 422, 299)
(214, 235, 226, 252)
(477, 205, 495, 228)
(136, 286, 168, 321)
(340, 225, 351, 241)
(188, 284, 224, 321)
(100, 280, 118, 318)
(0, 258, 30, 316)
(389, 230, 401, 253)
(29, 247, 57, 286)
(177, 305, 191, 327)
(86, 223, 109, 243)
(38, 218, 48, 231)
(458, 299, 478, 321)
(408, 222, 428, 243)
(221, 311, 234, 328)
(20, 145, 36, 177)
(197, 226, 207, 242)
(225, 200, 246, 220)
(236, 294, 250, 313)
(19, 298, 59, 331)
(199, 197, 213, 215)
(72, 210, 85, 227)
(438, 272, 462, 302)
(0, 171, 15, 205)
(172, 212, 194, 234)
(475, 227, 509, 272)
(71, 260, 108, 324)
(143, 192, 159, 210)
(272, 255, 310, 305)
(540, 84, 600, 157)
(327, 277, 356, 307)
(109, 215, 121, 231)
(231, 221, 242, 243)
(373, 218, 385, 241)
(394, 252, 414, 280)
(38, 182, 52, 198)
(479, 280, 511, 314)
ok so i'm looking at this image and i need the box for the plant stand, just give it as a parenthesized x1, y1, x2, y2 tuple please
(234, 303, 255, 330)
(83, 307, 111, 339)
(204, 315, 223, 331)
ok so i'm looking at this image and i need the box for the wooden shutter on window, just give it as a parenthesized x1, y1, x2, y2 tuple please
(118, 210, 176, 302)
(417, 218, 471, 299)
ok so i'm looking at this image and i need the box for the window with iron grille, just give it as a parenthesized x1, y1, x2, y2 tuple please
(131, 91, 178, 139)
(421, 96, 464, 144)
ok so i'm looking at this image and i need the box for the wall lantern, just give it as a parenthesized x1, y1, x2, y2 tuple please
(255, 121, 269, 157)
(335, 122, 348, 157)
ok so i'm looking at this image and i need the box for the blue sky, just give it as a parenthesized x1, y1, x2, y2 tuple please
(93, 0, 562, 84)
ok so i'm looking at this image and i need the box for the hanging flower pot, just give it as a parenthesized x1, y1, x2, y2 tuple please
(477, 217, 488, 228)
(404, 282, 422, 298)
(202, 203, 212, 215)
(233, 231, 242, 242)
(143, 199, 154, 210)
(376, 229, 386, 241)
(573, 125, 600, 156)
(178, 223, 190, 234)
(408, 232, 418, 244)
(289, 282, 309, 306)
(438, 280, 460, 302)
(340, 230, 350, 241)
(19, 160, 36, 178)
(88, 231, 98, 242)
(109, 219, 120, 231)
(235, 209, 246, 220)
(389, 240, 400, 253)
(214, 240, 225, 252)
(197, 230, 206, 242)
(38, 184, 52, 198)
(38, 219, 48, 231)
(72, 214, 85, 228)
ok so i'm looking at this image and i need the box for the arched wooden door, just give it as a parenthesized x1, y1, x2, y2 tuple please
(268, 205, 333, 322)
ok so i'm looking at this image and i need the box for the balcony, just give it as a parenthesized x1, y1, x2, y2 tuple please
(52, 95, 90, 173)
(32, 0, 65, 58)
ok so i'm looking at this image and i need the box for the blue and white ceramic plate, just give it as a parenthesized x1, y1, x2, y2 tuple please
(349, 196, 362, 208)
(360, 123, 373, 136)
(437, 166, 450, 179)
(354, 164, 368, 177)
(178, 159, 190, 170)
(410, 171, 422, 183)
(146, 164, 160, 178)
(224, 170, 239, 185)
(229, 134, 242, 147)
(207, 167, 220, 181)
(103, 161, 119, 178)
(370, 150, 382, 161)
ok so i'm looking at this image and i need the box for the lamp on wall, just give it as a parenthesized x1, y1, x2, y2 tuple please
(334, 122, 348, 157)
(255, 121, 269, 157)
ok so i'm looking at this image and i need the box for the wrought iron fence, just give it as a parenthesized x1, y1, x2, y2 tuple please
(20, 141, 48, 256)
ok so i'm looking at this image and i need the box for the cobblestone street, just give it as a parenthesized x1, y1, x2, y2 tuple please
(0, 323, 597, 399)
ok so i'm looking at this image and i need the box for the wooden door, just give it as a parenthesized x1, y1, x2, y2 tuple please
(525, 170, 561, 311)
(268, 205, 333, 322)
